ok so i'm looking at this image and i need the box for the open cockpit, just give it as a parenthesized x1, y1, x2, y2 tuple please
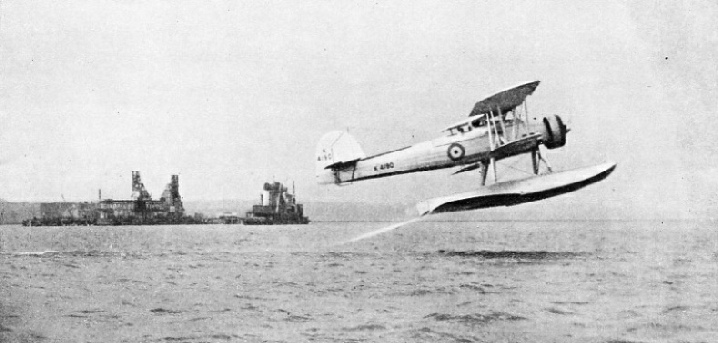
(444, 113, 489, 136)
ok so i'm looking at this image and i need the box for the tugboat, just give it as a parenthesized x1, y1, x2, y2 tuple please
(244, 182, 309, 225)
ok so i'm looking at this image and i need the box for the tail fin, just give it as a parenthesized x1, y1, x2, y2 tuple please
(316, 131, 366, 184)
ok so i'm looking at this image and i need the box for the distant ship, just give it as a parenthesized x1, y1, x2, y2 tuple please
(243, 182, 309, 225)
(23, 171, 197, 226)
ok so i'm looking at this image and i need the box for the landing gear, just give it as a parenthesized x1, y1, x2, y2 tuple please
(531, 144, 552, 175)
(477, 157, 499, 187)
(479, 161, 488, 186)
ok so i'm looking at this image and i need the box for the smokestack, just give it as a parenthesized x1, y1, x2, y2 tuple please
(132, 171, 141, 200)
(131, 171, 151, 200)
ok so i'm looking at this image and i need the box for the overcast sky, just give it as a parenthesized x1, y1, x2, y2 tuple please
(1, 1, 716, 219)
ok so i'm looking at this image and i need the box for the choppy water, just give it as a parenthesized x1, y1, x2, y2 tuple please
(1, 220, 716, 342)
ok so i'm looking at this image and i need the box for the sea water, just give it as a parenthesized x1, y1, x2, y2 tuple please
(1, 220, 716, 342)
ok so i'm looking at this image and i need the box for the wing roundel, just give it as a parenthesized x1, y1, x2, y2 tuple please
(447, 143, 465, 161)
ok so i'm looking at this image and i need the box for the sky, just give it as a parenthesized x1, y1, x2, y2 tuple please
(0, 1, 716, 219)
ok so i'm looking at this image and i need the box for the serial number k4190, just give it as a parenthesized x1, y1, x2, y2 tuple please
(374, 162, 394, 171)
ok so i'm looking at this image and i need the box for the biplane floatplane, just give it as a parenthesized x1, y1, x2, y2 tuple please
(316, 81, 616, 215)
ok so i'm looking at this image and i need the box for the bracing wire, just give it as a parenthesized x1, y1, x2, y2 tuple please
(495, 154, 534, 180)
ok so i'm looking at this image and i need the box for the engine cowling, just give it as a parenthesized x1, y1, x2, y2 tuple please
(541, 115, 568, 149)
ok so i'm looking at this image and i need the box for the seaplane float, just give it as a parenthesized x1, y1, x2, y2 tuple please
(316, 81, 616, 215)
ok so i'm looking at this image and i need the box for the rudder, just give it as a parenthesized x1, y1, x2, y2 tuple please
(316, 131, 365, 184)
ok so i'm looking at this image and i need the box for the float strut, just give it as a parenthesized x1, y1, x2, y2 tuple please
(537, 144, 553, 173)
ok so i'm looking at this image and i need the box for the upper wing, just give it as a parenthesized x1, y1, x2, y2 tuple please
(469, 80, 540, 117)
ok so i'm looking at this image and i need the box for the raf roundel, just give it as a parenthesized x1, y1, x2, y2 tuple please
(447, 143, 465, 161)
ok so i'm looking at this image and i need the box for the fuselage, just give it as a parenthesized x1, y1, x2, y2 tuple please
(319, 116, 558, 185)
(339, 127, 491, 183)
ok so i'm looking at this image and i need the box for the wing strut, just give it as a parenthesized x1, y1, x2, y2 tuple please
(475, 85, 551, 185)
(496, 106, 507, 143)
(486, 109, 499, 183)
